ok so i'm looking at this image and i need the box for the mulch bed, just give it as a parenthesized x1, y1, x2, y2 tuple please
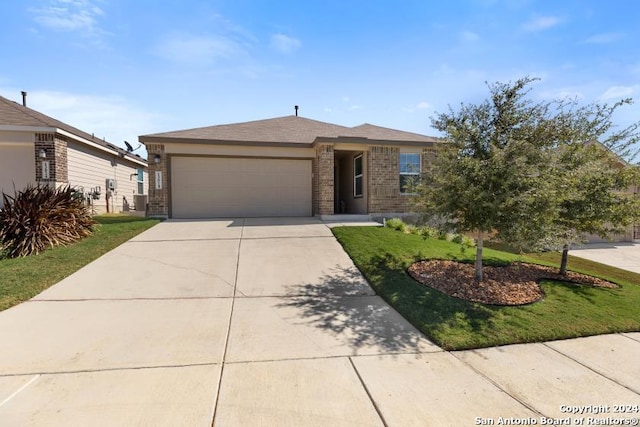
(407, 260, 618, 306)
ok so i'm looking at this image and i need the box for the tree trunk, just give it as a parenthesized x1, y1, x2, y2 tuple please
(475, 231, 483, 282)
(559, 244, 569, 276)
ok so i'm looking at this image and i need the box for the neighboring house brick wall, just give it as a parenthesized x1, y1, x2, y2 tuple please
(34, 132, 54, 183)
(34, 132, 68, 186)
(147, 143, 168, 217)
(53, 134, 69, 184)
(314, 143, 334, 215)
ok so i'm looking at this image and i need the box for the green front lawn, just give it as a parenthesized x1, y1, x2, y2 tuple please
(332, 226, 640, 350)
(0, 215, 160, 311)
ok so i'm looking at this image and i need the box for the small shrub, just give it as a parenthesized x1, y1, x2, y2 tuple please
(385, 217, 406, 232)
(437, 231, 449, 240)
(460, 235, 476, 248)
(0, 185, 95, 258)
(405, 224, 418, 235)
(417, 226, 439, 239)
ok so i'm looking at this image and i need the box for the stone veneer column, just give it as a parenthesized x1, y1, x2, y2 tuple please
(34, 132, 68, 187)
(146, 144, 168, 218)
(314, 143, 334, 216)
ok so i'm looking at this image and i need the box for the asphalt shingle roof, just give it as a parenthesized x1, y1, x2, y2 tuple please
(0, 95, 146, 163)
(141, 115, 439, 144)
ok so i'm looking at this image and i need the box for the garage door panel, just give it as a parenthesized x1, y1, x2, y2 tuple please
(171, 157, 312, 218)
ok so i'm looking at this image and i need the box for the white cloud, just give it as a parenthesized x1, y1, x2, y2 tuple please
(460, 30, 480, 42)
(13, 89, 161, 154)
(584, 32, 622, 44)
(522, 15, 562, 31)
(403, 101, 432, 113)
(155, 33, 244, 65)
(599, 86, 637, 100)
(348, 105, 363, 111)
(270, 34, 301, 54)
(29, 0, 105, 36)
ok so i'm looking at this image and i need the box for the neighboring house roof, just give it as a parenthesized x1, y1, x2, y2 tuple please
(0, 95, 147, 166)
(140, 115, 440, 146)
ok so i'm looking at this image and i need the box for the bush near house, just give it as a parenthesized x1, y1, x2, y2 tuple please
(0, 185, 94, 258)
(385, 217, 475, 248)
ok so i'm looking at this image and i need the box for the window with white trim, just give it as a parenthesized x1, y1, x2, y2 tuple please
(400, 153, 420, 194)
(354, 154, 363, 198)
(137, 168, 144, 194)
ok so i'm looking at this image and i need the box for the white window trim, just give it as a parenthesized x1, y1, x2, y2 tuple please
(354, 154, 363, 198)
(137, 168, 145, 194)
(400, 153, 421, 195)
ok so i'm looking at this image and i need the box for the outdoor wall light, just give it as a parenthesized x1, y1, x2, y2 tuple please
(154, 154, 161, 164)
(39, 149, 47, 159)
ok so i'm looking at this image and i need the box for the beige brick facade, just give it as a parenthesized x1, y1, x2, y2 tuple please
(146, 143, 168, 217)
(312, 144, 437, 216)
(34, 132, 68, 186)
(314, 144, 334, 215)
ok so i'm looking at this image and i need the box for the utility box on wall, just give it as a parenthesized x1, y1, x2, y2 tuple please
(105, 178, 117, 191)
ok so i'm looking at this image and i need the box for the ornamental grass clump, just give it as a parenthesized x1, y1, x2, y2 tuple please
(0, 185, 95, 258)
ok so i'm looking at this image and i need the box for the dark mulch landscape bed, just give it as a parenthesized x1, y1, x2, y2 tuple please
(407, 260, 618, 306)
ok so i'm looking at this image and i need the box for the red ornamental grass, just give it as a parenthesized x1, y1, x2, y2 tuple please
(0, 185, 95, 258)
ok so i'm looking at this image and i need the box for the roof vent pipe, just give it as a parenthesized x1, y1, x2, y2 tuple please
(21, 91, 27, 107)
(294, 105, 299, 116)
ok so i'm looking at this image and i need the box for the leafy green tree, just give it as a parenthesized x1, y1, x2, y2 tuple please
(416, 77, 640, 281)
(511, 144, 640, 275)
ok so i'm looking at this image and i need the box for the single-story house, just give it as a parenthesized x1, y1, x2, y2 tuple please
(0, 93, 148, 214)
(139, 115, 440, 219)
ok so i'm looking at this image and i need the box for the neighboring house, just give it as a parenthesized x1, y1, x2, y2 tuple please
(139, 115, 440, 219)
(0, 93, 148, 214)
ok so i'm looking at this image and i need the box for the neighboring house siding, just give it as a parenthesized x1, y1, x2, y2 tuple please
(0, 131, 35, 206)
(67, 141, 143, 214)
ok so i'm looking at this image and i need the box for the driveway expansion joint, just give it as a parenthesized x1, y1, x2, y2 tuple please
(348, 356, 389, 427)
(0, 362, 221, 378)
(543, 339, 640, 396)
(450, 350, 546, 418)
(211, 218, 244, 426)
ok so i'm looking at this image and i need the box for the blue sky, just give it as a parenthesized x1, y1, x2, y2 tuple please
(1, 0, 639, 154)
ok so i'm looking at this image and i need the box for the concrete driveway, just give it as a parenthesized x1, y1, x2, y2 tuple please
(0, 218, 638, 426)
(571, 242, 640, 274)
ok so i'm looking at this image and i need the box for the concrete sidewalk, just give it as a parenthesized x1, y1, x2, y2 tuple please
(0, 218, 638, 426)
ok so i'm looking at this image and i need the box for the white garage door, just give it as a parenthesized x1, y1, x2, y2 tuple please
(171, 156, 312, 218)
